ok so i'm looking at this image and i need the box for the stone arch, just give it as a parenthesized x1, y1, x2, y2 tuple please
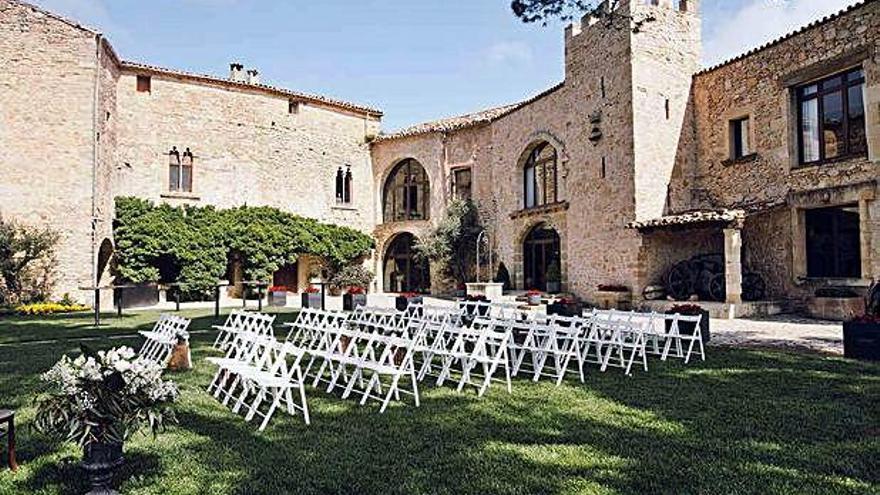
(381, 231, 431, 293)
(521, 223, 562, 292)
(381, 158, 431, 223)
(96, 238, 114, 285)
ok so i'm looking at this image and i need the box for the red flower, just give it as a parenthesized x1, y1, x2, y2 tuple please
(269, 286, 288, 292)
(304, 286, 320, 294)
(670, 303, 703, 315)
(526, 290, 542, 296)
(400, 292, 419, 298)
(347, 286, 365, 295)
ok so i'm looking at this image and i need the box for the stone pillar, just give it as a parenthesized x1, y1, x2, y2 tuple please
(859, 197, 873, 280)
(723, 228, 743, 304)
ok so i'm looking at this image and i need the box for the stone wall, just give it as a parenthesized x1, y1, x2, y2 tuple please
(0, 0, 99, 301)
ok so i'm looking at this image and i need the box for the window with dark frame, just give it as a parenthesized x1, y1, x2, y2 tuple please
(805, 205, 862, 278)
(168, 147, 181, 192)
(383, 159, 430, 222)
(136, 75, 151, 93)
(523, 142, 558, 209)
(452, 168, 472, 201)
(180, 148, 193, 193)
(797, 67, 866, 166)
(335, 166, 353, 204)
(289, 99, 300, 114)
(730, 116, 751, 160)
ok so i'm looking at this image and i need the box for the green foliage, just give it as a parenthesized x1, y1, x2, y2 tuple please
(330, 265, 375, 292)
(113, 197, 374, 298)
(414, 199, 483, 285)
(510, 0, 655, 31)
(0, 215, 59, 305)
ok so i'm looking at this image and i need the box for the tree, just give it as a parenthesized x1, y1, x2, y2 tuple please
(0, 216, 59, 305)
(511, 0, 654, 31)
(415, 199, 483, 286)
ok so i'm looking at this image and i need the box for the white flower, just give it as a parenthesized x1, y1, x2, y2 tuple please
(113, 359, 131, 373)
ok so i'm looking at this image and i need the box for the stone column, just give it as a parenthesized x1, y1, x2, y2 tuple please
(723, 228, 743, 304)
(858, 197, 873, 280)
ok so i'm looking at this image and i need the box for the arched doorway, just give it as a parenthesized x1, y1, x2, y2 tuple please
(523, 223, 560, 291)
(96, 238, 113, 285)
(383, 233, 430, 293)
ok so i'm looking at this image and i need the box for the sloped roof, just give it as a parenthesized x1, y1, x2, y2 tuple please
(13, 0, 99, 34)
(120, 61, 382, 117)
(627, 209, 746, 230)
(697, 0, 875, 76)
(375, 82, 564, 142)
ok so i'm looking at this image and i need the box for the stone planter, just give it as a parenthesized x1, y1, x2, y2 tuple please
(268, 291, 287, 307)
(547, 301, 584, 318)
(82, 441, 124, 495)
(595, 290, 632, 311)
(665, 309, 711, 343)
(301, 293, 323, 309)
(395, 295, 423, 311)
(843, 321, 880, 361)
(807, 296, 866, 321)
(167, 341, 192, 371)
(343, 293, 367, 311)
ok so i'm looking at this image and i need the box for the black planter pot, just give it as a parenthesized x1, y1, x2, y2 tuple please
(343, 293, 367, 311)
(547, 302, 584, 318)
(395, 296, 423, 311)
(843, 321, 880, 361)
(268, 291, 287, 307)
(665, 309, 711, 343)
(301, 293, 323, 309)
(82, 442, 124, 495)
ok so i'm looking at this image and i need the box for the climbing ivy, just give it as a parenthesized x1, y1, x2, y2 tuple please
(114, 197, 374, 298)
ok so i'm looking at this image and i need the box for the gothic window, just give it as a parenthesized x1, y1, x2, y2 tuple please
(168, 147, 181, 192)
(383, 159, 430, 222)
(523, 142, 558, 209)
(336, 166, 353, 204)
(797, 67, 866, 166)
(181, 148, 193, 193)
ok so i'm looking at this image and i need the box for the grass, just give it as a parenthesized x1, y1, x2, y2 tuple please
(0, 311, 878, 495)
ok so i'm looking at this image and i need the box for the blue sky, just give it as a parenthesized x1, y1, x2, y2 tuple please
(33, 0, 861, 130)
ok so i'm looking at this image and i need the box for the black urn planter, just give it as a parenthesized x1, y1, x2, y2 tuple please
(547, 302, 584, 318)
(343, 293, 368, 311)
(301, 293, 323, 309)
(843, 321, 880, 361)
(395, 295, 423, 311)
(82, 442, 124, 495)
(665, 309, 711, 343)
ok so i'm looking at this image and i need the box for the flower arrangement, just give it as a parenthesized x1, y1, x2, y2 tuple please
(400, 292, 420, 298)
(268, 286, 289, 293)
(304, 286, 320, 294)
(34, 345, 179, 447)
(557, 296, 578, 305)
(526, 289, 542, 296)
(465, 294, 488, 302)
(670, 303, 704, 315)
(347, 286, 366, 295)
(15, 302, 91, 316)
(597, 284, 630, 292)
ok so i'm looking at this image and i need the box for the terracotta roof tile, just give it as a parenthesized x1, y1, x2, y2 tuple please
(627, 210, 746, 230)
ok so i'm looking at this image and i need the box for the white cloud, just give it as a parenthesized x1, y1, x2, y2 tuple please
(703, 0, 863, 66)
(485, 41, 534, 66)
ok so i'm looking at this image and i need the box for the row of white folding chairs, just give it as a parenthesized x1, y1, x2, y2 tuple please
(284, 309, 426, 412)
(206, 323, 309, 430)
(590, 309, 706, 365)
(138, 313, 191, 367)
(212, 310, 276, 351)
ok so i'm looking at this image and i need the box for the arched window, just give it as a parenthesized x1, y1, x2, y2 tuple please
(383, 233, 430, 293)
(383, 159, 430, 222)
(168, 147, 180, 192)
(335, 166, 353, 204)
(335, 167, 344, 202)
(181, 148, 193, 193)
(523, 142, 558, 209)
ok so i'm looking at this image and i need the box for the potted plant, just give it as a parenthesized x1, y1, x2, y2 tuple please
(665, 303, 711, 343)
(301, 286, 323, 309)
(330, 265, 374, 298)
(268, 286, 288, 307)
(395, 292, 423, 311)
(595, 284, 633, 310)
(526, 289, 542, 306)
(343, 286, 368, 311)
(546, 262, 562, 294)
(34, 345, 178, 495)
(843, 282, 880, 361)
(547, 296, 584, 317)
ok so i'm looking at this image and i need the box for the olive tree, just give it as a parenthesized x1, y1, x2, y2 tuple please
(0, 216, 59, 305)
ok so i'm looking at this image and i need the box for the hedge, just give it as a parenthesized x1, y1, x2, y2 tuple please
(113, 197, 374, 298)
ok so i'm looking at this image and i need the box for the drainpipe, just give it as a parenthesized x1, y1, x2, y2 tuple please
(91, 34, 103, 292)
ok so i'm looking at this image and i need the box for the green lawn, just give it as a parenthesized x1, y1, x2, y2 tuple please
(0, 311, 878, 495)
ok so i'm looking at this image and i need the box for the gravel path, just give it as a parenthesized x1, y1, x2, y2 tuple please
(709, 315, 843, 355)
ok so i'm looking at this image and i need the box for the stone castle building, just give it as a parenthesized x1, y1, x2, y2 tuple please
(1, 0, 878, 312)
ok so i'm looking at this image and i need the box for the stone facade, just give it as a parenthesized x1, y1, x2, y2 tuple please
(2, 0, 878, 309)
(0, 0, 380, 304)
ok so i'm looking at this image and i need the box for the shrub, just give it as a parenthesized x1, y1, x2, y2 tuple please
(330, 265, 374, 292)
(15, 302, 90, 316)
(670, 303, 704, 315)
(415, 199, 483, 286)
(0, 216, 59, 305)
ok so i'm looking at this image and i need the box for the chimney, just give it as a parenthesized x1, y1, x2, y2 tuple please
(229, 63, 245, 82)
(246, 69, 260, 85)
